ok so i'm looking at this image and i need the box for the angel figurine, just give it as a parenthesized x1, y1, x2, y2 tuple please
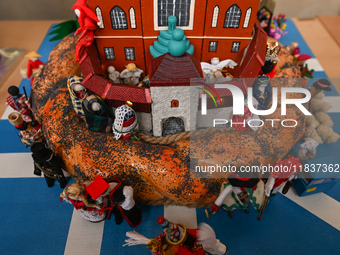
(200, 57, 237, 83)
(298, 138, 318, 161)
(120, 63, 144, 86)
(107, 66, 121, 84)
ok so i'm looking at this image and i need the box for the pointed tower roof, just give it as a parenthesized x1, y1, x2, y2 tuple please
(149, 53, 203, 87)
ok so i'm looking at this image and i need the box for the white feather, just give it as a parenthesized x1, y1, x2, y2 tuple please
(197, 223, 216, 246)
(200, 62, 213, 74)
(123, 231, 151, 247)
(216, 59, 238, 70)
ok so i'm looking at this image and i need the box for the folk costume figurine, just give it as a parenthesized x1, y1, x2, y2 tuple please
(72, 0, 101, 62)
(6, 85, 32, 122)
(107, 66, 121, 84)
(67, 76, 89, 117)
(60, 181, 105, 223)
(298, 138, 319, 161)
(113, 103, 139, 141)
(201, 57, 237, 83)
(124, 217, 228, 255)
(86, 175, 142, 228)
(82, 94, 114, 133)
(8, 112, 44, 146)
(31, 142, 67, 188)
(259, 41, 281, 78)
(120, 63, 144, 86)
(264, 156, 302, 197)
(20, 52, 45, 85)
(208, 171, 265, 219)
(252, 75, 272, 110)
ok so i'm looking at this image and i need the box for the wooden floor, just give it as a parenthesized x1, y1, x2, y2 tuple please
(0, 20, 63, 117)
(0, 17, 339, 117)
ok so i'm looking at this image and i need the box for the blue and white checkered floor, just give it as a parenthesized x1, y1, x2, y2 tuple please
(1, 20, 340, 255)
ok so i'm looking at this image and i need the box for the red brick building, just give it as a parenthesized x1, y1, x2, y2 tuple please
(87, 0, 261, 74)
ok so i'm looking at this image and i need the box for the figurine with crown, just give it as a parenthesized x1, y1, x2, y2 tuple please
(124, 216, 228, 255)
(259, 41, 281, 78)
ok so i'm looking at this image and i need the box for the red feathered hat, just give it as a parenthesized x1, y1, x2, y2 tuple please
(86, 175, 110, 200)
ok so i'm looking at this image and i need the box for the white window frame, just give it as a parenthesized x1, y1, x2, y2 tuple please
(209, 41, 218, 52)
(125, 47, 135, 61)
(96, 6, 104, 28)
(211, 5, 219, 28)
(153, 0, 195, 31)
(224, 4, 242, 28)
(231, 42, 241, 53)
(104, 47, 115, 60)
(110, 6, 128, 30)
(129, 7, 136, 29)
(243, 7, 252, 28)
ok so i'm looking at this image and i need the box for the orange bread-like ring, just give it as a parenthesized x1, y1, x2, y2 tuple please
(31, 35, 304, 206)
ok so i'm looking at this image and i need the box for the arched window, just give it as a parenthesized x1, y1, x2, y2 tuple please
(211, 5, 219, 28)
(171, 100, 179, 108)
(224, 4, 241, 28)
(129, 7, 136, 29)
(96, 7, 104, 28)
(157, 0, 192, 27)
(243, 8, 252, 28)
(110, 6, 128, 30)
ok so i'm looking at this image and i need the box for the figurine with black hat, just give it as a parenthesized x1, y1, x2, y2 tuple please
(310, 78, 332, 98)
(6, 85, 31, 122)
(252, 75, 272, 111)
(31, 142, 67, 188)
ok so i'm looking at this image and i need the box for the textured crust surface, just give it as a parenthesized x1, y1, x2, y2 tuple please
(31, 35, 304, 206)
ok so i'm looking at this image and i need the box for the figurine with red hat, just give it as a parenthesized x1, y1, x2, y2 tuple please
(20, 51, 45, 85)
(264, 155, 302, 197)
(30, 142, 67, 188)
(72, 0, 101, 62)
(60, 181, 105, 223)
(6, 85, 32, 122)
(124, 217, 228, 254)
(113, 103, 139, 141)
(207, 170, 265, 219)
(86, 175, 142, 228)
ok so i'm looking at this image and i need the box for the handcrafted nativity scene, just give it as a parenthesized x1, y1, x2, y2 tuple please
(16, 0, 339, 233)
(73, 0, 268, 137)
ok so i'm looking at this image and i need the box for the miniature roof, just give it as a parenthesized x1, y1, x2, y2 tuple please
(149, 53, 203, 86)
(79, 44, 152, 113)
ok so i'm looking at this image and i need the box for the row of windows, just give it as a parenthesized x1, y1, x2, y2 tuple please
(96, 6, 136, 30)
(104, 41, 240, 62)
(95, 2, 252, 30)
(212, 5, 252, 29)
(209, 41, 240, 53)
(104, 47, 136, 61)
